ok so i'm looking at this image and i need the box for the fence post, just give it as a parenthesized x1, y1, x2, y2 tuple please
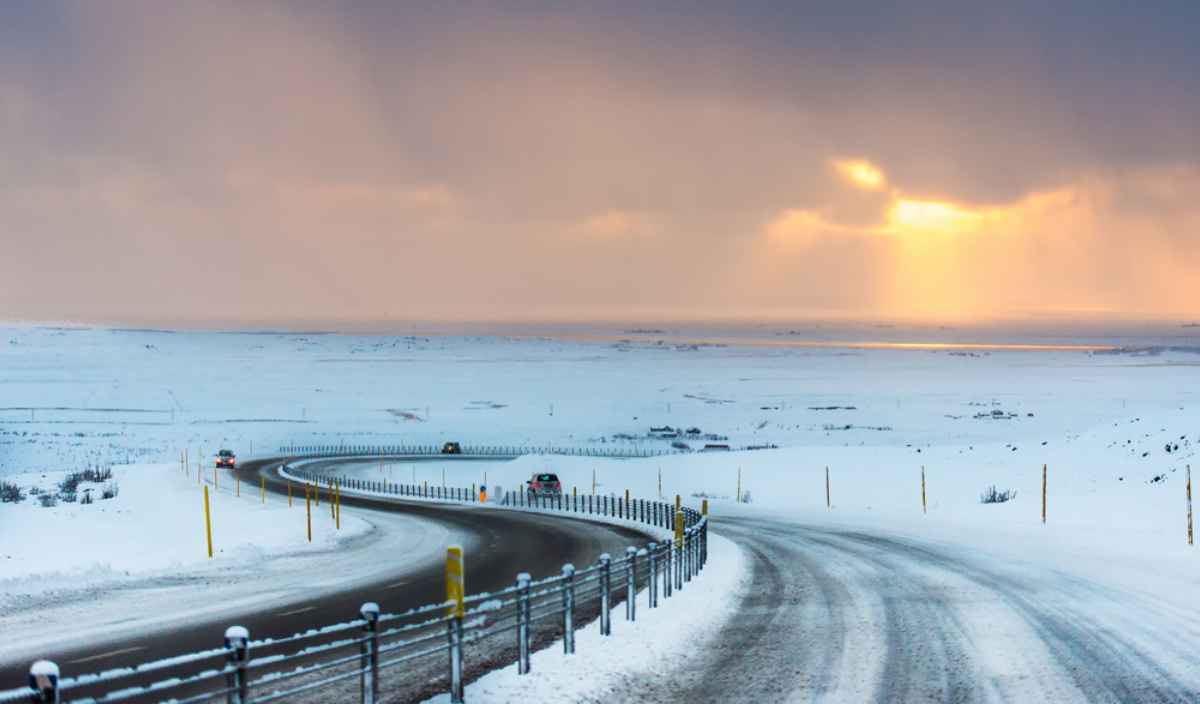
(224, 626, 250, 704)
(446, 547, 465, 702)
(28, 661, 59, 704)
(674, 510, 685, 591)
(448, 615, 464, 703)
(517, 572, 532, 674)
(599, 554, 612, 635)
(360, 602, 380, 704)
(647, 543, 658, 608)
(625, 546, 637, 622)
(684, 528, 693, 583)
(562, 563, 576, 654)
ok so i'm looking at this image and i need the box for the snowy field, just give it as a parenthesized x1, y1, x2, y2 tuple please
(2, 323, 1196, 475)
(3, 322, 1200, 694)
(4, 323, 1199, 579)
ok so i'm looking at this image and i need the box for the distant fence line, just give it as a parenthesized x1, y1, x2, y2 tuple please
(277, 443, 684, 459)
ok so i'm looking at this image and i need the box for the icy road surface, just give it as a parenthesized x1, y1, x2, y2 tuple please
(627, 514, 1200, 703)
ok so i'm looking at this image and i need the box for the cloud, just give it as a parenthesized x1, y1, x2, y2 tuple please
(571, 210, 661, 239)
(2, 3, 1199, 324)
(832, 159, 887, 190)
(760, 162, 1200, 320)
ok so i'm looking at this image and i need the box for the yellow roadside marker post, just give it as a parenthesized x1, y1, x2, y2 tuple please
(445, 546, 465, 701)
(305, 484, 312, 543)
(260, 476, 265, 504)
(702, 499, 708, 516)
(674, 509, 684, 591)
(203, 486, 213, 558)
(335, 480, 341, 530)
(236, 474, 240, 497)
(288, 480, 293, 507)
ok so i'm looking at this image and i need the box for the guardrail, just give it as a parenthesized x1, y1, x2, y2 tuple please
(3, 458, 710, 704)
(277, 443, 684, 459)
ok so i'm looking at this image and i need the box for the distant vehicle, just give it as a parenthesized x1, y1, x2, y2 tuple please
(216, 449, 237, 468)
(671, 441, 692, 451)
(701, 443, 731, 452)
(527, 472, 562, 498)
(441, 442, 462, 455)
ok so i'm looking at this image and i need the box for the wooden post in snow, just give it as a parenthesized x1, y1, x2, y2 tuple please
(1041, 464, 1047, 525)
(1188, 465, 1194, 547)
(921, 466, 927, 515)
(825, 466, 831, 510)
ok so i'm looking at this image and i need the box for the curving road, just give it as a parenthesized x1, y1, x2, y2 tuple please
(0, 456, 653, 701)
(623, 514, 1200, 703)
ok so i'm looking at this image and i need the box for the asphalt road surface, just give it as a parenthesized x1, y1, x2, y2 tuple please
(0, 456, 652, 701)
(619, 514, 1200, 703)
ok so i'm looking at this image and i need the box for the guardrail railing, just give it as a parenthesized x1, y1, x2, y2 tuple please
(4, 457, 710, 704)
(277, 443, 684, 459)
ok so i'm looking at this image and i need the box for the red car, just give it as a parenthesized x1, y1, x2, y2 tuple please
(216, 449, 237, 468)
(527, 472, 562, 498)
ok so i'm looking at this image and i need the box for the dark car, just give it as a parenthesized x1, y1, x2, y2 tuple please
(216, 449, 237, 468)
(527, 472, 562, 498)
(441, 442, 462, 455)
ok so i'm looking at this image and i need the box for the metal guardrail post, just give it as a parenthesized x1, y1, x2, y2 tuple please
(360, 602, 380, 704)
(599, 553, 612, 635)
(562, 563, 576, 654)
(517, 572, 532, 674)
(224, 626, 250, 704)
(647, 543, 658, 608)
(686, 527, 696, 582)
(448, 615, 464, 702)
(625, 546, 637, 622)
(663, 541, 673, 598)
(28, 660, 59, 704)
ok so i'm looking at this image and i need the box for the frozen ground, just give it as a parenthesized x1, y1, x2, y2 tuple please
(0, 462, 454, 669)
(2, 323, 1197, 476)
(4, 323, 1200, 698)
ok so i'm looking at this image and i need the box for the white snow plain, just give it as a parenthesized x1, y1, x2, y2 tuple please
(0, 462, 455, 669)
(4, 323, 1200, 697)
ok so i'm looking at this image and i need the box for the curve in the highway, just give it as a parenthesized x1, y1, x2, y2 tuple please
(621, 514, 1200, 703)
(0, 456, 655, 701)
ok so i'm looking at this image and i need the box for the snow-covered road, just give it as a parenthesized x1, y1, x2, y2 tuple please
(628, 515, 1200, 703)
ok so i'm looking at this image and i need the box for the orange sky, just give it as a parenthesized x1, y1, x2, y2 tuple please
(2, 3, 1198, 326)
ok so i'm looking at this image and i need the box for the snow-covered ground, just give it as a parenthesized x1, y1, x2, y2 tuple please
(3, 323, 1196, 476)
(426, 534, 747, 704)
(5, 323, 1198, 602)
(0, 462, 454, 668)
(4, 322, 1200, 697)
(0, 463, 367, 587)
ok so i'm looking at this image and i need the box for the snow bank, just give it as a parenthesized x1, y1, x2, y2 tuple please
(0, 463, 368, 601)
(426, 533, 747, 704)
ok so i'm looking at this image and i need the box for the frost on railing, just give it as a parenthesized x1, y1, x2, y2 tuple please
(2, 452, 711, 704)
